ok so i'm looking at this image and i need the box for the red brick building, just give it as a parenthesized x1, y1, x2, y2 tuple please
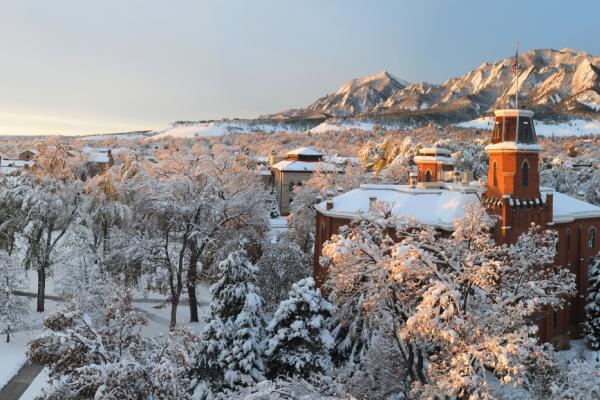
(314, 108, 600, 348)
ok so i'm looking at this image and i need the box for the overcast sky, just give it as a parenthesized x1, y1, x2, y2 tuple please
(1, 0, 600, 135)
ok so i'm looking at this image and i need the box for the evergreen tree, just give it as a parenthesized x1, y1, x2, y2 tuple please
(0, 251, 29, 343)
(197, 250, 266, 392)
(264, 277, 333, 379)
(585, 257, 600, 349)
(269, 188, 280, 219)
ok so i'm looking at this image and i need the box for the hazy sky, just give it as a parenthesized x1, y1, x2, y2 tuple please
(1, 0, 600, 135)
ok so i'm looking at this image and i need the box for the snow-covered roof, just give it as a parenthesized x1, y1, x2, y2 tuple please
(540, 187, 600, 223)
(316, 183, 483, 230)
(286, 147, 322, 157)
(0, 166, 20, 175)
(82, 146, 110, 154)
(419, 147, 452, 156)
(485, 142, 542, 152)
(86, 152, 110, 163)
(323, 156, 359, 165)
(1, 159, 34, 168)
(413, 155, 456, 165)
(271, 160, 339, 172)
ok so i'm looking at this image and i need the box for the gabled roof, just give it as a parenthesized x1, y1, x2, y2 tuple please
(286, 147, 322, 157)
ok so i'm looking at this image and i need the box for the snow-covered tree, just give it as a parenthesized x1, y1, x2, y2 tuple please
(550, 359, 600, 399)
(84, 171, 132, 256)
(584, 257, 600, 349)
(359, 136, 414, 176)
(256, 238, 310, 312)
(119, 158, 269, 327)
(194, 250, 265, 393)
(54, 223, 113, 322)
(0, 251, 29, 343)
(321, 202, 576, 398)
(264, 277, 333, 379)
(18, 176, 81, 312)
(28, 288, 195, 399)
(269, 188, 280, 219)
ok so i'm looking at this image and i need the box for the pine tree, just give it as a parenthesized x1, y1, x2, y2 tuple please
(197, 250, 266, 391)
(264, 277, 333, 379)
(585, 258, 600, 349)
(0, 251, 29, 343)
(269, 188, 280, 219)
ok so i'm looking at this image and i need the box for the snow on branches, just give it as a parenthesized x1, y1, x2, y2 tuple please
(321, 202, 576, 398)
(264, 277, 333, 379)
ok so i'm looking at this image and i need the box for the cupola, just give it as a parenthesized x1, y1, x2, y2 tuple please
(414, 146, 455, 183)
(485, 109, 541, 199)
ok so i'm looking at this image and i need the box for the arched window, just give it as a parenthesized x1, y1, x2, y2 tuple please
(493, 161, 498, 186)
(590, 227, 596, 249)
(425, 170, 432, 182)
(566, 229, 572, 251)
(522, 161, 529, 187)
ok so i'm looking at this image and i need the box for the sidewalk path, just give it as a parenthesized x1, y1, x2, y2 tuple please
(0, 363, 43, 400)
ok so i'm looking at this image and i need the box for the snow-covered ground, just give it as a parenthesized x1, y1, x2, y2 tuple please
(0, 328, 41, 390)
(457, 116, 600, 137)
(307, 120, 376, 133)
(151, 120, 301, 139)
(0, 297, 60, 390)
(269, 216, 289, 242)
(78, 132, 150, 141)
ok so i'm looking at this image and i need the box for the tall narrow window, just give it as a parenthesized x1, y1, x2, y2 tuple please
(493, 161, 498, 186)
(566, 230, 571, 251)
(522, 161, 529, 187)
(590, 227, 596, 249)
(425, 170, 432, 182)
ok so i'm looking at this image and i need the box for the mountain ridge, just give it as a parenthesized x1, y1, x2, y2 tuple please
(266, 48, 600, 122)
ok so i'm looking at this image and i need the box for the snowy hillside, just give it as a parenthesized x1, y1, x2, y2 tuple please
(150, 119, 319, 139)
(457, 116, 600, 137)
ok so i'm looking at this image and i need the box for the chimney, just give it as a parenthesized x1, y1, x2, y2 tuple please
(326, 200, 334, 210)
(369, 195, 377, 209)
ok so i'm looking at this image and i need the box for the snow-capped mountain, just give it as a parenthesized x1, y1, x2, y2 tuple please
(270, 70, 409, 118)
(270, 48, 600, 120)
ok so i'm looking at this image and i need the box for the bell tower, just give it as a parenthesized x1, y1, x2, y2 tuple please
(483, 109, 553, 244)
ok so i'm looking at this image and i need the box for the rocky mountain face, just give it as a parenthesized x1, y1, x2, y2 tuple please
(269, 48, 600, 121)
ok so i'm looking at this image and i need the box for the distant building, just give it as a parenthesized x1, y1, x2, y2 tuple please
(84, 149, 115, 177)
(314, 108, 600, 349)
(270, 147, 341, 216)
(18, 149, 37, 161)
(0, 151, 36, 175)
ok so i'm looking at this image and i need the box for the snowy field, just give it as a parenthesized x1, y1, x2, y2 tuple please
(457, 116, 600, 137)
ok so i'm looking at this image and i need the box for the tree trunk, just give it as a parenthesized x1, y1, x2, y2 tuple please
(170, 298, 178, 331)
(37, 266, 46, 312)
(187, 247, 200, 323)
